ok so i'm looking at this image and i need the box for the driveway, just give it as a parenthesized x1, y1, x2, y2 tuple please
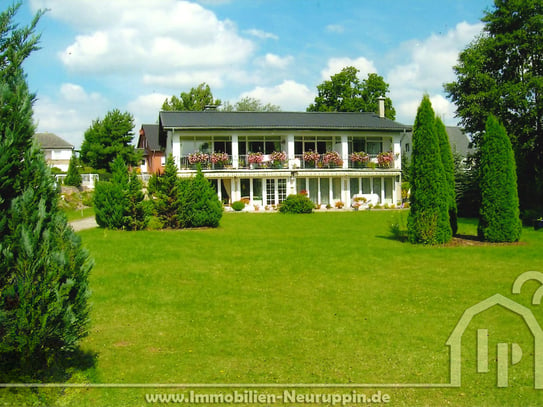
(70, 216, 98, 232)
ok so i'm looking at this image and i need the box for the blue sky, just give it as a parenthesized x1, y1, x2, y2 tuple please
(16, 0, 493, 147)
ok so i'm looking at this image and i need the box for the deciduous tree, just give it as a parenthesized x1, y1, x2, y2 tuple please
(307, 67, 396, 119)
(162, 82, 221, 111)
(445, 0, 543, 210)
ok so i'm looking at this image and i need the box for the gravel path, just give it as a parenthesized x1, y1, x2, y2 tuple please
(70, 216, 98, 232)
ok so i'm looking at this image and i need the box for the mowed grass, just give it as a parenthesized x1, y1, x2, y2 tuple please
(4, 211, 543, 406)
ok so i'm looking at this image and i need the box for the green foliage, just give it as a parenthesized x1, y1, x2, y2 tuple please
(93, 156, 148, 230)
(148, 154, 182, 228)
(477, 115, 522, 242)
(178, 167, 223, 228)
(0, 3, 92, 375)
(435, 117, 458, 234)
(222, 96, 280, 112)
(279, 194, 315, 214)
(307, 67, 396, 119)
(162, 82, 221, 111)
(64, 154, 82, 187)
(231, 201, 246, 211)
(80, 109, 140, 171)
(445, 1, 543, 209)
(407, 96, 452, 244)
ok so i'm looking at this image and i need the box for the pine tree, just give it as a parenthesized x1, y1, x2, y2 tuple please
(93, 156, 127, 229)
(435, 117, 458, 235)
(478, 115, 522, 242)
(178, 166, 223, 228)
(124, 169, 148, 231)
(407, 96, 452, 244)
(0, 3, 92, 373)
(64, 154, 82, 187)
(148, 154, 182, 228)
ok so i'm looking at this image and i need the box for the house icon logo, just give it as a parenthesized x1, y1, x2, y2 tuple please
(446, 271, 543, 389)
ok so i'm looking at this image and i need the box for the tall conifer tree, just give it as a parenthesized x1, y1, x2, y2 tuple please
(478, 115, 522, 242)
(0, 3, 92, 373)
(435, 117, 458, 235)
(407, 96, 452, 244)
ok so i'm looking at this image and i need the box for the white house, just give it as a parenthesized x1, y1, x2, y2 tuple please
(158, 105, 410, 208)
(34, 132, 74, 172)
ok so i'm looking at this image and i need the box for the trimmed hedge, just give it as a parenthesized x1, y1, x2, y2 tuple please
(279, 194, 314, 214)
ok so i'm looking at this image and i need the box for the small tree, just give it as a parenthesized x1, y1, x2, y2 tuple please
(64, 154, 82, 187)
(478, 115, 522, 242)
(178, 166, 223, 228)
(93, 156, 128, 229)
(148, 154, 182, 228)
(435, 117, 458, 235)
(124, 170, 148, 231)
(407, 96, 451, 244)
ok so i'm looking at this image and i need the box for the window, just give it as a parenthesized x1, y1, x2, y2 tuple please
(405, 143, 410, 153)
(266, 179, 287, 205)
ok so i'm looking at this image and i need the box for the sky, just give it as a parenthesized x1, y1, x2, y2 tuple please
(15, 0, 494, 148)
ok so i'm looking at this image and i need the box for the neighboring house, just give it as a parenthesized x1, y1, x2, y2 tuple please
(401, 126, 475, 162)
(158, 103, 410, 207)
(137, 124, 165, 174)
(34, 132, 74, 172)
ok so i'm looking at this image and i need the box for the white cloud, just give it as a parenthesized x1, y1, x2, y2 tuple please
(33, 83, 109, 148)
(33, 0, 255, 86)
(244, 29, 279, 40)
(320, 57, 378, 80)
(241, 80, 315, 112)
(255, 53, 294, 70)
(386, 21, 484, 125)
(127, 93, 170, 127)
(326, 24, 344, 34)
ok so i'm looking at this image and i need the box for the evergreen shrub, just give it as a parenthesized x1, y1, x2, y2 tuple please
(279, 194, 315, 214)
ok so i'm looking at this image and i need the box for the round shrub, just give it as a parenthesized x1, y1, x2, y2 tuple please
(232, 201, 245, 211)
(279, 194, 314, 214)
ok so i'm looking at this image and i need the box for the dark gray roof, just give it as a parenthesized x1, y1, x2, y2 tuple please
(138, 124, 162, 151)
(159, 111, 411, 132)
(446, 126, 475, 157)
(34, 133, 73, 149)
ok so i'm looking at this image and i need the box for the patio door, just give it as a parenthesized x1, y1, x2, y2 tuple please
(265, 178, 287, 205)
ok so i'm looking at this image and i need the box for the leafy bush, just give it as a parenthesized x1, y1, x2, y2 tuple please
(279, 194, 314, 214)
(232, 201, 245, 211)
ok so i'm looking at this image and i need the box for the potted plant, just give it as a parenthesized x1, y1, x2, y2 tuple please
(352, 196, 367, 211)
(270, 151, 287, 168)
(377, 151, 395, 168)
(248, 152, 264, 168)
(303, 150, 320, 167)
(322, 151, 343, 168)
(188, 151, 209, 167)
(210, 152, 229, 168)
(349, 151, 370, 168)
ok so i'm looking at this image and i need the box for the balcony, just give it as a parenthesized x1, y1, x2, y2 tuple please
(177, 151, 397, 171)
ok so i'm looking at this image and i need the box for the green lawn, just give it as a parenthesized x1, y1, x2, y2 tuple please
(2, 211, 543, 406)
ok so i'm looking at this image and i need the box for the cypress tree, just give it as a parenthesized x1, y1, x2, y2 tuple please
(124, 169, 148, 231)
(407, 95, 452, 244)
(435, 117, 458, 235)
(0, 3, 92, 373)
(148, 154, 182, 228)
(478, 115, 522, 242)
(64, 154, 82, 187)
(178, 166, 223, 228)
(93, 156, 128, 229)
